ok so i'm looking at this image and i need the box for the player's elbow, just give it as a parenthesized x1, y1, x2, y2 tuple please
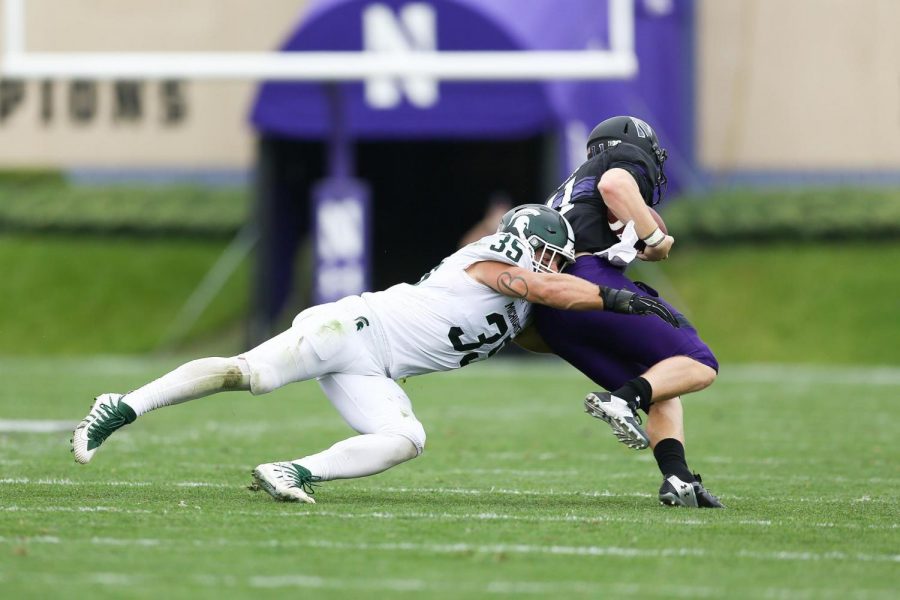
(598, 171, 632, 200)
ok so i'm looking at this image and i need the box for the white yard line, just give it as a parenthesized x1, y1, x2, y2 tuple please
(0, 419, 76, 433)
(435, 468, 899, 485)
(0, 568, 722, 597)
(1, 504, 893, 532)
(227, 508, 894, 532)
(2, 478, 896, 505)
(1, 569, 890, 598)
(0, 506, 152, 514)
(1, 535, 896, 564)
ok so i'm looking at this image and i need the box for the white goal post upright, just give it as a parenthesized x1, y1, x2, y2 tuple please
(2, 0, 24, 57)
(2, 0, 637, 81)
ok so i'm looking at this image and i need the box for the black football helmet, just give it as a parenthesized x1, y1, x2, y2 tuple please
(586, 115, 668, 205)
(497, 204, 575, 273)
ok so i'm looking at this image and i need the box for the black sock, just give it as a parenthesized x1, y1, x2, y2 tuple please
(612, 377, 653, 413)
(653, 438, 695, 482)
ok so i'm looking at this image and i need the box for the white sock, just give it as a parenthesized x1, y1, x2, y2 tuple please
(122, 357, 250, 416)
(296, 433, 418, 481)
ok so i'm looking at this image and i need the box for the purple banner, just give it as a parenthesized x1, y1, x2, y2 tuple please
(312, 177, 372, 304)
(251, 0, 694, 193)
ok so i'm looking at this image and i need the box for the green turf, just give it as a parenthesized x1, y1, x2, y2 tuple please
(0, 181, 247, 236)
(2, 233, 898, 364)
(0, 234, 248, 354)
(0, 357, 897, 599)
(630, 241, 900, 365)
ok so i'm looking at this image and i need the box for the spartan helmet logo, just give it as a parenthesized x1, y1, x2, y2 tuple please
(511, 208, 541, 243)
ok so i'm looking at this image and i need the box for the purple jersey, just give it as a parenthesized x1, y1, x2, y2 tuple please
(545, 143, 658, 254)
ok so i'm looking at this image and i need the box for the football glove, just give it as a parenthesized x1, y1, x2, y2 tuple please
(599, 286, 680, 328)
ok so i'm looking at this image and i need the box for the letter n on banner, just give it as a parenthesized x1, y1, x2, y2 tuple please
(312, 178, 372, 304)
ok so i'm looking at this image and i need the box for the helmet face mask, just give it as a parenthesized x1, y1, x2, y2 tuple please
(585, 115, 668, 205)
(496, 204, 576, 273)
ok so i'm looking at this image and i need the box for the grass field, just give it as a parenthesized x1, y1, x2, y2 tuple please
(1, 357, 897, 599)
(2, 235, 899, 364)
(0, 234, 249, 354)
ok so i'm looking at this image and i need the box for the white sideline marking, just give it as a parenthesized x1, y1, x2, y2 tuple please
(373, 485, 656, 498)
(1, 504, 892, 531)
(2, 571, 891, 598)
(461, 451, 896, 470)
(0, 478, 154, 487)
(231, 509, 893, 532)
(88, 573, 137, 586)
(250, 575, 425, 591)
(1, 535, 896, 564)
(0, 506, 152, 514)
(0, 419, 75, 433)
(0, 478, 220, 488)
(90, 537, 161, 547)
(0, 568, 717, 597)
(3, 478, 896, 505)
(363, 485, 899, 505)
(174, 481, 230, 488)
(438, 468, 899, 485)
(447, 467, 581, 477)
(259, 509, 892, 531)
(0, 535, 61, 544)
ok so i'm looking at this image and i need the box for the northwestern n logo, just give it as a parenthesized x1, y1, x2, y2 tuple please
(363, 3, 438, 109)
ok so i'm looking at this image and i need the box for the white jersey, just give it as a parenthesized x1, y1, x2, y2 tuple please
(362, 232, 533, 378)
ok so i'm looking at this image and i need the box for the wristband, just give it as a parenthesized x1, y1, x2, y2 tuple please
(642, 227, 665, 248)
(598, 285, 635, 314)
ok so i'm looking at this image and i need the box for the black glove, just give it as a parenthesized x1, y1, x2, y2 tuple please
(599, 286, 681, 328)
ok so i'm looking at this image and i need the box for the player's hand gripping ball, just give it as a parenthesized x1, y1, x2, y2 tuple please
(608, 207, 667, 250)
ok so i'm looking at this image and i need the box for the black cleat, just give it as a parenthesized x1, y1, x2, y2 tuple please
(659, 473, 725, 508)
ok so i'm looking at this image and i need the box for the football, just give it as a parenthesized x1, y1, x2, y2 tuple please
(608, 207, 668, 249)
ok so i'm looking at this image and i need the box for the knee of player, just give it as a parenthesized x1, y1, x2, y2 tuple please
(235, 356, 284, 396)
(380, 422, 426, 457)
(691, 362, 717, 391)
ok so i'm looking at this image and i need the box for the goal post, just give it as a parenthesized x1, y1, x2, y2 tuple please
(2, 0, 637, 81)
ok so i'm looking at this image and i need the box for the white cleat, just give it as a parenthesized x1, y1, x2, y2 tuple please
(584, 391, 650, 450)
(71, 393, 136, 464)
(251, 462, 321, 504)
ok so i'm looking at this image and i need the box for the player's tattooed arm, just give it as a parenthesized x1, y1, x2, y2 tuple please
(496, 270, 528, 299)
(466, 260, 598, 309)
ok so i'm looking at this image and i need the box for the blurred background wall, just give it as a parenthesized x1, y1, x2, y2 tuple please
(0, 0, 308, 169)
(698, 0, 900, 175)
(2, 0, 898, 173)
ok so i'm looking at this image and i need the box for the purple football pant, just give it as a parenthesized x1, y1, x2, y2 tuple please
(533, 255, 718, 391)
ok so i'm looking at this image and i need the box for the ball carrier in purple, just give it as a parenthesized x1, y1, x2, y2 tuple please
(533, 116, 724, 508)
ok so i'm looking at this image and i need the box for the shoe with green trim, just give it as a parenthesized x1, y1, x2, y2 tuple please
(71, 393, 136, 464)
(251, 462, 322, 504)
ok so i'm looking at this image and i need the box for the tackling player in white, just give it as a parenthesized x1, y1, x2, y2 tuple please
(72, 205, 678, 503)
